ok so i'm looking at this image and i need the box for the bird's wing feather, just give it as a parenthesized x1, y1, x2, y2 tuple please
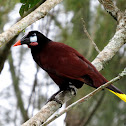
(35, 42, 106, 87)
(38, 42, 96, 82)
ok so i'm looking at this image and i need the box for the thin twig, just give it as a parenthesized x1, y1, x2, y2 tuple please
(81, 18, 100, 53)
(8, 53, 29, 121)
(27, 65, 39, 113)
(42, 68, 126, 126)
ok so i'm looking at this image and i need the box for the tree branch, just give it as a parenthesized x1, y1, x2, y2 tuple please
(0, 35, 18, 73)
(92, 2, 126, 70)
(0, 0, 63, 47)
(98, 0, 121, 21)
(42, 68, 126, 126)
(22, 89, 76, 126)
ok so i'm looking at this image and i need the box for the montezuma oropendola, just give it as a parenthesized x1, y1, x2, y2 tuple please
(13, 31, 126, 102)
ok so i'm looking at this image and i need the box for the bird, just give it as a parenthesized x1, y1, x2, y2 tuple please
(13, 30, 126, 102)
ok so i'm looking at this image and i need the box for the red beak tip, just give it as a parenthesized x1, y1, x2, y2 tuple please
(13, 40, 21, 47)
(13, 44, 18, 47)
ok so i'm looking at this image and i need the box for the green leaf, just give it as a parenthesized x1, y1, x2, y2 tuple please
(19, 4, 25, 17)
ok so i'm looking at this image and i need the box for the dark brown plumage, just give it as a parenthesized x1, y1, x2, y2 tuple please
(13, 31, 126, 102)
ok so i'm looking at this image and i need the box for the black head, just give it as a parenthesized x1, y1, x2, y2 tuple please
(13, 31, 51, 47)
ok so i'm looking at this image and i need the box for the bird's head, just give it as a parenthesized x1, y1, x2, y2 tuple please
(13, 31, 50, 47)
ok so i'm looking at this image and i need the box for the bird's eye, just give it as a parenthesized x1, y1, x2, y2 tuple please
(30, 35, 37, 42)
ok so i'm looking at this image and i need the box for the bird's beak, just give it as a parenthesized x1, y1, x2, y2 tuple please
(13, 40, 21, 47)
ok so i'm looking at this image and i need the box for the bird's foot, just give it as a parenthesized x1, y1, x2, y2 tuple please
(46, 85, 77, 107)
(46, 90, 63, 107)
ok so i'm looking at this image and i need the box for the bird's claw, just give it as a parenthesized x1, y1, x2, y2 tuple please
(46, 91, 63, 107)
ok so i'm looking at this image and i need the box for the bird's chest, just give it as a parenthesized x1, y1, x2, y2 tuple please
(31, 48, 62, 73)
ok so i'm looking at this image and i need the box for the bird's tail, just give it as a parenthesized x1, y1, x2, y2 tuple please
(107, 85, 126, 102)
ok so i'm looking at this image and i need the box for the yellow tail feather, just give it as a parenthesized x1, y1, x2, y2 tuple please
(109, 90, 126, 102)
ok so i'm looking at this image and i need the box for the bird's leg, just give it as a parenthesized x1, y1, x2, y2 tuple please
(46, 85, 77, 107)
